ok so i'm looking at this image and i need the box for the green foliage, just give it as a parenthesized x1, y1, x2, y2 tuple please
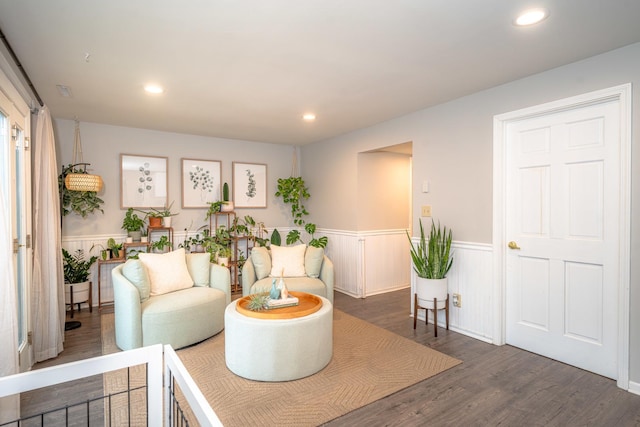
(247, 293, 270, 311)
(106, 238, 122, 258)
(62, 248, 97, 284)
(270, 229, 281, 246)
(58, 164, 104, 218)
(223, 182, 230, 202)
(286, 229, 301, 245)
(275, 177, 310, 226)
(406, 219, 453, 279)
(305, 223, 327, 248)
(275, 176, 329, 248)
(122, 208, 145, 232)
(205, 201, 223, 219)
(144, 201, 177, 218)
(151, 235, 172, 252)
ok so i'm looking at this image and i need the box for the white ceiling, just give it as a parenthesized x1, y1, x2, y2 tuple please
(1, 1, 640, 145)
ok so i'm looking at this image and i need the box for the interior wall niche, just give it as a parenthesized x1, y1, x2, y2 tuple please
(357, 142, 412, 231)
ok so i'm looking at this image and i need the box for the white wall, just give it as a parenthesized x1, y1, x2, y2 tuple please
(54, 120, 296, 239)
(302, 42, 640, 386)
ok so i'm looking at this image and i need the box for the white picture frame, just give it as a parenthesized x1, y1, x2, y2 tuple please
(181, 158, 221, 208)
(232, 162, 267, 208)
(121, 154, 168, 208)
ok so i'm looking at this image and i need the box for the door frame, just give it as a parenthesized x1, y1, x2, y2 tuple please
(492, 83, 631, 389)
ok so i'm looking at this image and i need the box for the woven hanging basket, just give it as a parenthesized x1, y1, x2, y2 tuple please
(65, 173, 103, 192)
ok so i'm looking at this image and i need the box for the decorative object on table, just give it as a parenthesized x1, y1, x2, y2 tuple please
(221, 182, 234, 212)
(233, 162, 267, 208)
(122, 207, 145, 242)
(275, 176, 327, 248)
(278, 271, 288, 298)
(247, 293, 270, 311)
(140, 230, 148, 243)
(181, 158, 221, 208)
(269, 278, 281, 300)
(407, 219, 453, 336)
(120, 154, 167, 208)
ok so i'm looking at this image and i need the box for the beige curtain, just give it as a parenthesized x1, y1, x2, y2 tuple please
(31, 106, 64, 361)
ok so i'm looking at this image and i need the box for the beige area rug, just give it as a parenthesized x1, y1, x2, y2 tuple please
(102, 310, 461, 426)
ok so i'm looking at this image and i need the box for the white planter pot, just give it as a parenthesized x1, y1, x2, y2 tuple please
(415, 277, 448, 309)
(217, 256, 229, 267)
(163, 216, 172, 227)
(65, 281, 90, 305)
(221, 202, 234, 212)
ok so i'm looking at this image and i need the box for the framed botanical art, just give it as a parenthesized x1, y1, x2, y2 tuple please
(181, 158, 221, 208)
(121, 154, 168, 208)
(232, 162, 267, 208)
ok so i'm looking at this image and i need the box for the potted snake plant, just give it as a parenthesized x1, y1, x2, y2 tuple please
(407, 219, 453, 325)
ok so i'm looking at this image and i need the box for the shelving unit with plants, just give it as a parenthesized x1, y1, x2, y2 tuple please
(209, 212, 254, 293)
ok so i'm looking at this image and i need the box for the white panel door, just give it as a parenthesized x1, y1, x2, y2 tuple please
(505, 100, 620, 379)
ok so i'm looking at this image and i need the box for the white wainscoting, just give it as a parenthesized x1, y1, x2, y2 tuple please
(65, 231, 494, 344)
(409, 241, 494, 343)
(318, 229, 411, 298)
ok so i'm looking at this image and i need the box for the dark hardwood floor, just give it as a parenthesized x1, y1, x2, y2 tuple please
(21, 289, 640, 426)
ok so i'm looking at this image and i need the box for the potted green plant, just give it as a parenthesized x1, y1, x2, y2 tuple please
(221, 182, 234, 212)
(146, 201, 178, 227)
(151, 235, 172, 253)
(217, 246, 232, 267)
(58, 164, 104, 218)
(406, 219, 453, 335)
(62, 248, 97, 310)
(122, 208, 145, 242)
(107, 238, 123, 259)
(90, 243, 110, 260)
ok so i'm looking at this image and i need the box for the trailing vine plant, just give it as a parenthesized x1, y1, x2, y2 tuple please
(58, 164, 104, 217)
(275, 176, 327, 248)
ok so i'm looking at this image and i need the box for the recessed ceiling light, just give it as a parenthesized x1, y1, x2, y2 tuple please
(514, 8, 549, 26)
(302, 113, 316, 121)
(144, 84, 164, 94)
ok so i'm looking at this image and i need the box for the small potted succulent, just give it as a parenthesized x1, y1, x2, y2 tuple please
(221, 182, 234, 212)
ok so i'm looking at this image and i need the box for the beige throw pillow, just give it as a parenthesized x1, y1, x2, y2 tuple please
(269, 244, 306, 277)
(139, 248, 194, 296)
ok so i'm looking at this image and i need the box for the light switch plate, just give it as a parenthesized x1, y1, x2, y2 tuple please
(421, 205, 432, 217)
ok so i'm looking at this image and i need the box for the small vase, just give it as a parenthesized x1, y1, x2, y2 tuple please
(163, 216, 172, 227)
(270, 279, 281, 300)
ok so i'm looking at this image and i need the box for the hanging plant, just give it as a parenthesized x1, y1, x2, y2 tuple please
(275, 177, 310, 226)
(59, 164, 104, 217)
(275, 176, 327, 248)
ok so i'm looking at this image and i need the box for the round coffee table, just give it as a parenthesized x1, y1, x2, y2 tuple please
(224, 292, 333, 382)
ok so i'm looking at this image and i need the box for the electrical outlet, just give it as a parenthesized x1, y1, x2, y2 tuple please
(452, 293, 462, 308)
(421, 205, 432, 217)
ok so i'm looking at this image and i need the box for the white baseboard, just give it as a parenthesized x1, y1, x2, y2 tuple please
(628, 380, 640, 395)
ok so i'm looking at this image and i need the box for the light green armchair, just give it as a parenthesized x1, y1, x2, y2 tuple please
(242, 245, 334, 303)
(112, 251, 230, 350)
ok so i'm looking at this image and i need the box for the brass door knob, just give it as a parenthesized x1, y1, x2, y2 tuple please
(508, 241, 521, 250)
